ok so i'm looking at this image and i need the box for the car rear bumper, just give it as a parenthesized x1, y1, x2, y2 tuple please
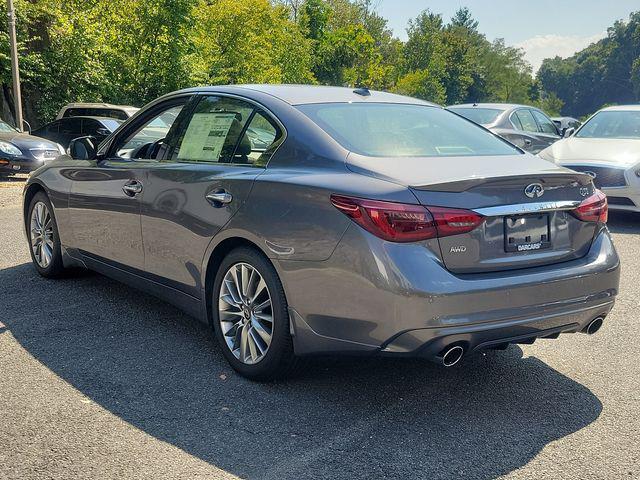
(279, 225, 620, 359)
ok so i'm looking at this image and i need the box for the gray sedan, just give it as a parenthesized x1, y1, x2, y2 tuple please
(23, 85, 620, 380)
(448, 103, 566, 154)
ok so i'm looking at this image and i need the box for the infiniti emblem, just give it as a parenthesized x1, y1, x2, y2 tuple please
(524, 183, 544, 199)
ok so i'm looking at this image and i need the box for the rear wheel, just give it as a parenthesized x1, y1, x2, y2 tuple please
(212, 247, 297, 380)
(27, 192, 66, 278)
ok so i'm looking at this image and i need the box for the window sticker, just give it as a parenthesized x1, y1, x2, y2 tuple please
(178, 112, 237, 162)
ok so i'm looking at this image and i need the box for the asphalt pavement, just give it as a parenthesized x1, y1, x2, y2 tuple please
(0, 175, 638, 479)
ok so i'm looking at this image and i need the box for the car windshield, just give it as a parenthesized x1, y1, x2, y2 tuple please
(577, 110, 640, 139)
(297, 103, 520, 157)
(448, 107, 502, 125)
(0, 120, 16, 133)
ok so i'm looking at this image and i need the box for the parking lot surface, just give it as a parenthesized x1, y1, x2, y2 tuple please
(1, 175, 638, 480)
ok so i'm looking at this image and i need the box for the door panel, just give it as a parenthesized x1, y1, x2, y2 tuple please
(68, 159, 145, 270)
(139, 94, 279, 296)
(140, 163, 261, 295)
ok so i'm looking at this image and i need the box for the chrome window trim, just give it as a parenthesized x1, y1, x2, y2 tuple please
(474, 200, 581, 217)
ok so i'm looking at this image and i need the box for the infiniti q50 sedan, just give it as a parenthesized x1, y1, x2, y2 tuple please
(23, 85, 620, 380)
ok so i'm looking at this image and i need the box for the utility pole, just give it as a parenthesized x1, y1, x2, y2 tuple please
(6, 0, 23, 132)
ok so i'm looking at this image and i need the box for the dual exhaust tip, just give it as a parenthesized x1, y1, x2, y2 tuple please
(435, 316, 605, 367)
(583, 316, 604, 335)
(437, 345, 465, 367)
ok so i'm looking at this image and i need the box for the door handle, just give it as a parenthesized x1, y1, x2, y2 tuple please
(122, 180, 143, 197)
(206, 190, 233, 206)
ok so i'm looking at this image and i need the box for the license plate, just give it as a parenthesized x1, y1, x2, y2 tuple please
(504, 214, 551, 253)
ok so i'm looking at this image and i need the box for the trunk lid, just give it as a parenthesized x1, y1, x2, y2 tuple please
(347, 153, 598, 273)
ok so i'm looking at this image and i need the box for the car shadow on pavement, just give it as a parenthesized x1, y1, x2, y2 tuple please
(1, 262, 603, 480)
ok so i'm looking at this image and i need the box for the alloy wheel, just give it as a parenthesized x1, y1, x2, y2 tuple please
(218, 262, 274, 364)
(30, 201, 54, 268)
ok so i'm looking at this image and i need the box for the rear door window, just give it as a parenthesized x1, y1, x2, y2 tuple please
(514, 110, 538, 133)
(171, 96, 255, 164)
(532, 110, 558, 135)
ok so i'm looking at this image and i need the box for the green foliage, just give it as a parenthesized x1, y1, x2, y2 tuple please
(538, 11, 640, 117)
(0, 0, 568, 127)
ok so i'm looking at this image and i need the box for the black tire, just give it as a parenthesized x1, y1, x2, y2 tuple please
(27, 191, 66, 278)
(211, 247, 298, 380)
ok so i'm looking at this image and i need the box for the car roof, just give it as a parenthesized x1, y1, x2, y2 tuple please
(61, 103, 138, 111)
(600, 105, 640, 112)
(177, 84, 438, 107)
(448, 103, 530, 111)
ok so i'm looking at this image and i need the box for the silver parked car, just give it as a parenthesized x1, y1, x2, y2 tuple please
(448, 103, 566, 154)
(23, 85, 620, 380)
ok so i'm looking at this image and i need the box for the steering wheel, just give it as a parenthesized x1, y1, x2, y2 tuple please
(130, 138, 166, 159)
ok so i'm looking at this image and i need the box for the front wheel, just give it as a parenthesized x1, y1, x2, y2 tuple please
(27, 192, 66, 278)
(212, 247, 297, 380)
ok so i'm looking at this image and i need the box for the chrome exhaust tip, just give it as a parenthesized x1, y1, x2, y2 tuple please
(440, 345, 465, 367)
(583, 317, 604, 335)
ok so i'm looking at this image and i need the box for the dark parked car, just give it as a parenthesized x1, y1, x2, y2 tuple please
(448, 103, 567, 154)
(32, 116, 123, 149)
(0, 119, 64, 175)
(23, 85, 619, 380)
(552, 116, 582, 136)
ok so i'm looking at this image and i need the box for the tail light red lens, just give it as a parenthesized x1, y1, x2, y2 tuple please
(330, 195, 484, 242)
(572, 190, 608, 223)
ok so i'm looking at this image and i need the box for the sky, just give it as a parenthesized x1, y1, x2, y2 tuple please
(375, 0, 639, 71)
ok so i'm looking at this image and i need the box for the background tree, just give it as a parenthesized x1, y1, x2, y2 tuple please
(1, 0, 635, 127)
(538, 11, 640, 117)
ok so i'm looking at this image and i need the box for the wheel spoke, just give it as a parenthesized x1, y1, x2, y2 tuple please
(240, 264, 251, 298)
(247, 328, 259, 362)
(30, 231, 40, 246)
(251, 278, 267, 303)
(239, 323, 249, 363)
(251, 319, 272, 346)
(220, 292, 240, 308)
(253, 298, 270, 313)
(254, 312, 273, 324)
(224, 278, 242, 305)
(42, 243, 52, 266)
(37, 203, 45, 228)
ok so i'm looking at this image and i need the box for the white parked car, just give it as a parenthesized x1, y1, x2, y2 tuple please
(539, 105, 640, 212)
(55, 103, 139, 121)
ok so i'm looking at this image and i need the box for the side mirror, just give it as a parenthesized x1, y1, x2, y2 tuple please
(563, 127, 575, 138)
(69, 136, 97, 160)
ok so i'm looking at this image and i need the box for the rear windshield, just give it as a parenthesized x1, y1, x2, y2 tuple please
(100, 119, 123, 131)
(448, 107, 502, 125)
(576, 110, 640, 139)
(64, 108, 129, 120)
(297, 103, 520, 157)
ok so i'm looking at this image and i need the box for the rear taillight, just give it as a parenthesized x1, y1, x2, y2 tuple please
(330, 195, 484, 242)
(572, 190, 608, 223)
